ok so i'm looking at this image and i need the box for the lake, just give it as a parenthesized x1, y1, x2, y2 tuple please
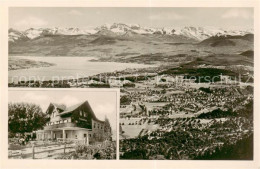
(8, 56, 154, 83)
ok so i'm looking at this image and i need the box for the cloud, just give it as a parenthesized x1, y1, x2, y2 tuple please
(94, 103, 116, 117)
(21, 92, 49, 103)
(14, 16, 48, 29)
(68, 10, 83, 16)
(221, 9, 253, 19)
(57, 95, 80, 107)
(19, 92, 51, 111)
(92, 103, 116, 130)
(149, 12, 188, 20)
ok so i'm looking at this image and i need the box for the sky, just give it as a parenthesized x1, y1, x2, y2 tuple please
(8, 90, 118, 132)
(9, 7, 254, 31)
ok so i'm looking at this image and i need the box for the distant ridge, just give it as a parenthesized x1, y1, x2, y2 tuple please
(9, 23, 253, 43)
(199, 34, 254, 47)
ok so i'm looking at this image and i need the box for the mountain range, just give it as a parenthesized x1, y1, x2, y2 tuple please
(9, 23, 253, 43)
(8, 22, 254, 68)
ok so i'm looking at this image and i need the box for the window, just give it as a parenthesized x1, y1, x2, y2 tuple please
(75, 135, 77, 139)
(89, 134, 91, 137)
(80, 111, 83, 116)
(98, 124, 100, 129)
(84, 134, 87, 138)
(53, 110, 57, 117)
(94, 123, 96, 128)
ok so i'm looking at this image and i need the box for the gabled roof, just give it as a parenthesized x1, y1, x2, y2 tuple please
(59, 101, 86, 115)
(51, 103, 66, 111)
(46, 103, 65, 114)
(58, 100, 104, 123)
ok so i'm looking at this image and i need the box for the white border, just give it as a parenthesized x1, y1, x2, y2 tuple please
(0, 1, 259, 169)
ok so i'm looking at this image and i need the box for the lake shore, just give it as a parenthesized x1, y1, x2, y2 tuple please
(8, 56, 155, 83)
(8, 57, 56, 71)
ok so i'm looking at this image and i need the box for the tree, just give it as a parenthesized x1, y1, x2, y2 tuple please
(120, 95, 131, 105)
(104, 116, 112, 140)
(8, 102, 48, 136)
(104, 116, 111, 132)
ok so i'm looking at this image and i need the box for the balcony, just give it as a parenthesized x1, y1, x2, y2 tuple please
(44, 122, 76, 130)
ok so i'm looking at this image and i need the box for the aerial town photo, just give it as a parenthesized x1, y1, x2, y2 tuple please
(8, 90, 117, 159)
(8, 7, 254, 160)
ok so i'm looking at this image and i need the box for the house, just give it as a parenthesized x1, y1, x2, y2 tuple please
(108, 77, 123, 87)
(36, 100, 111, 143)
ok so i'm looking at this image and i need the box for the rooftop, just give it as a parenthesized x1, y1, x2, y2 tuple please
(49, 100, 104, 123)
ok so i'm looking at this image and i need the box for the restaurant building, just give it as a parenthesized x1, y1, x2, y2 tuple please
(36, 100, 111, 143)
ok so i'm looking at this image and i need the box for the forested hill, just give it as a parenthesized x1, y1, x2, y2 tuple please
(194, 133, 253, 160)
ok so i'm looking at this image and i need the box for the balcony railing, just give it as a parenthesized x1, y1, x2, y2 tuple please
(44, 122, 76, 130)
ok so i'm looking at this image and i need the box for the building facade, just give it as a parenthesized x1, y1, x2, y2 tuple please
(36, 101, 111, 143)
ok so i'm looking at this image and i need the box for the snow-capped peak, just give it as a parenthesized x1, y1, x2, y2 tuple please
(96, 23, 142, 34)
(22, 27, 99, 39)
(9, 24, 254, 42)
(9, 28, 29, 42)
(24, 28, 44, 39)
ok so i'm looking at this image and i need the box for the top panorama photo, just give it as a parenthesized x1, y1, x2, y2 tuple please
(8, 7, 253, 88)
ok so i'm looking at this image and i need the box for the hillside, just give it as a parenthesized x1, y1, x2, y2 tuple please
(240, 50, 254, 59)
(8, 57, 55, 70)
(199, 34, 253, 47)
(183, 54, 253, 67)
(8, 33, 197, 58)
(195, 134, 253, 160)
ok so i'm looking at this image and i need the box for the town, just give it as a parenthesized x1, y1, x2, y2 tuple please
(8, 65, 254, 159)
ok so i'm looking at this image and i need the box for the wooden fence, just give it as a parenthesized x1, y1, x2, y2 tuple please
(8, 143, 75, 159)
(8, 140, 114, 159)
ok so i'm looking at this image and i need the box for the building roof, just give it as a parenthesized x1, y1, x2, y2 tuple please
(59, 101, 86, 115)
(57, 100, 104, 123)
(51, 103, 66, 111)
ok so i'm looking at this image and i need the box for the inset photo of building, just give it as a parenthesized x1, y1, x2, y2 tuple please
(8, 89, 118, 160)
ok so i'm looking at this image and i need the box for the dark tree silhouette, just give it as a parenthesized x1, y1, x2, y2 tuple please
(8, 102, 48, 135)
(103, 116, 112, 140)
